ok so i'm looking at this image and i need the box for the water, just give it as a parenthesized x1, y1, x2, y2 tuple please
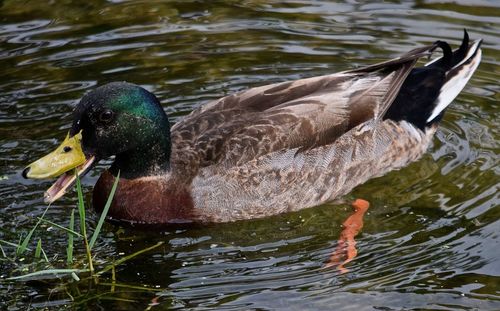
(1, 1, 499, 309)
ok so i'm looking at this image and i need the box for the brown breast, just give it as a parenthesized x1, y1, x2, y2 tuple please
(92, 170, 199, 225)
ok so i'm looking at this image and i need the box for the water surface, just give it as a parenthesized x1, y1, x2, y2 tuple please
(1, 1, 499, 310)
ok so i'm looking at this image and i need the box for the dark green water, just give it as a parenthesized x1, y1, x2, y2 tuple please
(1, 1, 499, 310)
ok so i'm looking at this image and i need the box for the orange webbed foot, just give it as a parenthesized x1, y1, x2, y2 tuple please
(325, 199, 370, 273)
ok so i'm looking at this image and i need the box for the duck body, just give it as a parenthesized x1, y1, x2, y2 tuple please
(94, 78, 437, 224)
(25, 32, 482, 225)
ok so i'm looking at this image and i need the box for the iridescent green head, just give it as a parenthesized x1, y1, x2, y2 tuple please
(69, 82, 171, 178)
(23, 82, 171, 202)
(23, 81, 172, 201)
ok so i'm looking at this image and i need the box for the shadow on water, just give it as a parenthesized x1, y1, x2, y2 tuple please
(0, 1, 499, 310)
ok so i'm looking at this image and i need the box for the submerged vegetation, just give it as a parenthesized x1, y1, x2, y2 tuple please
(1, 171, 165, 306)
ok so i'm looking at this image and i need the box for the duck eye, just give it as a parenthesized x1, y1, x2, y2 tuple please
(99, 110, 114, 122)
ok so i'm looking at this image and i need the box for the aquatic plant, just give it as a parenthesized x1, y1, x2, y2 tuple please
(5, 171, 162, 282)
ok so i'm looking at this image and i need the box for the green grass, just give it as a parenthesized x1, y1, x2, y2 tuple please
(5, 168, 165, 310)
(75, 172, 94, 274)
(16, 203, 50, 256)
(89, 170, 120, 249)
(6, 170, 122, 279)
(34, 238, 41, 259)
(37, 216, 82, 238)
(7, 268, 90, 280)
(67, 209, 75, 264)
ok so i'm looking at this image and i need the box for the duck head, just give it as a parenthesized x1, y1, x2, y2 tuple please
(23, 82, 172, 203)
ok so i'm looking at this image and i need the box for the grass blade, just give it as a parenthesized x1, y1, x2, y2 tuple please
(0, 239, 25, 249)
(35, 238, 42, 259)
(98, 242, 164, 275)
(41, 247, 49, 263)
(98, 282, 163, 292)
(71, 272, 80, 281)
(37, 217, 82, 238)
(16, 204, 50, 256)
(76, 172, 86, 237)
(75, 172, 93, 273)
(67, 209, 75, 265)
(7, 268, 89, 280)
(90, 170, 120, 249)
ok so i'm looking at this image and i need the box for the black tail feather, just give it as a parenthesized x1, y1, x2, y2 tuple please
(454, 29, 470, 63)
(427, 29, 470, 70)
(384, 30, 478, 130)
(430, 40, 453, 69)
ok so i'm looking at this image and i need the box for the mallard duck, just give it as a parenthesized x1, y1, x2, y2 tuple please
(23, 31, 481, 225)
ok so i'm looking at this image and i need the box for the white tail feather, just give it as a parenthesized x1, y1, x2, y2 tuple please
(426, 41, 482, 122)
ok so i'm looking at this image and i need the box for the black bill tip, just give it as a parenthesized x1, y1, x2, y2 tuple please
(22, 167, 30, 179)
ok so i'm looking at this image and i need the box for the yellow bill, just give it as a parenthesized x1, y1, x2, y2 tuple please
(25, 131, 86, 179)
(23, 130, 96, 203)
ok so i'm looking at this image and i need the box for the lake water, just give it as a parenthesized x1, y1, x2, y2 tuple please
(1, 1, 499, 310)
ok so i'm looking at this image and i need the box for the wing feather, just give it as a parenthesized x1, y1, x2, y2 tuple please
(170, 44, 436, 171)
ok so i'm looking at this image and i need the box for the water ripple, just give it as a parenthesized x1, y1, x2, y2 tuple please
(0, 1, 499, 310)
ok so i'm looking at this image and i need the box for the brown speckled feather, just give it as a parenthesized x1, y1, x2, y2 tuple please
(191, 121, 436, 222)
(91, 37, 482, 224)
(137, 46, 439, 222)
(170, 46, 430, 176)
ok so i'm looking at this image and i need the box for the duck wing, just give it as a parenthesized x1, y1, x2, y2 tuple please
(170, 44, 434, 170)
